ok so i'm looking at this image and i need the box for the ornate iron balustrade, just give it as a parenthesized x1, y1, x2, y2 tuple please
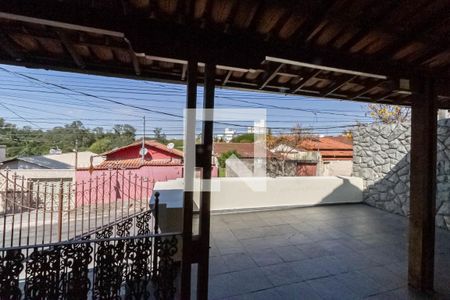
(0, 222, 180, 299)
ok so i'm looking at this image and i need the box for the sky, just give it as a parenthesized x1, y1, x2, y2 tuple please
(0, 64, 374, 138)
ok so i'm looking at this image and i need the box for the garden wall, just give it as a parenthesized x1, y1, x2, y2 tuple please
(353, 121, 450, 230)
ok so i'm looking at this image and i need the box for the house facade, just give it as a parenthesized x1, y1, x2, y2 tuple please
(75, 140, 186, 204)
(0, 151, 103, 183)
(214, 142, 321, 177)
(299, 136, 353, 176)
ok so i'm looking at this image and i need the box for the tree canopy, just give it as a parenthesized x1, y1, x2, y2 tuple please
(0, 118, 137, 158)
(367, 104, 410, 124)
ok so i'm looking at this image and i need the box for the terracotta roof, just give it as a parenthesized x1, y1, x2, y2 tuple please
(83, 158, 183, 170)
(214, 143, 272, 158)
(101, 140, 183, 158)
(295, 136, 353, 161)
(325, 136, 353, 146)
(299, 137, 353, 151)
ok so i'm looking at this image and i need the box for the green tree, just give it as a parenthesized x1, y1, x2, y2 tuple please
(153, 127, 168, 144)
(231, 133, 254, 143)
(89, 137, 113, 154)
(0, 119, 137, 158)
(217, 150, 241, 169)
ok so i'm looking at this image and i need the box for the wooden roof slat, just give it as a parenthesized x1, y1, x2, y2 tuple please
(259, 63, 284, 89)
(222, 70, 232, 86)
(320, 74, 355, 97)
(0, 30, 23, 61)
(0, 1, 449, 106)
(291, 69, 321, 94)
(223, 0, 239, 32)
(338, 1, 403, 51)
(56, 30, 85, 68)
(291, 0, 336, 46)
(349, 80, 384, 100)
(378, 6, 450, 61)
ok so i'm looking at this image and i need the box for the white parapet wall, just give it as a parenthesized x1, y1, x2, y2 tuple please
(154, 176, 363, 213)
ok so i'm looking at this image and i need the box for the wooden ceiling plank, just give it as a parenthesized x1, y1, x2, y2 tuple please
(291, 0, 339, 46)
(56, 30, 85, 68)
(224, 0, 239, 32)
(259, 63, 284, 89)
(247, 1, 265, 31)
(264, 7, 293, 41)
(181, 63, 187, 80)
(379, 8, 450, 60)
(349, 80, 384, 100)
(339, 1, 403, 51)
(0, 31, 24, 61)
(222, 70, 232, 86)
(129, 50, 141, 75)
(200, 0, 214, 27)
(291, 69, 322, 93)
(320, 74, 356, 96)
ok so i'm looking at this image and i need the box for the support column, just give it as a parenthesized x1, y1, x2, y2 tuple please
(408, 76, 437, 292)
(181, 60, 197, 298)
(197, 63, 215, 300)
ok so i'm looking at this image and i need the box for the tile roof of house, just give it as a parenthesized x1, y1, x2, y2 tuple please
(213, 143, 272, 158)
(85, 158, 183, 170)
(299, 137, 353, 161)
(299, 137, 353, 151)
(101, 140, 184, 158)
(1, 151, 103, 169)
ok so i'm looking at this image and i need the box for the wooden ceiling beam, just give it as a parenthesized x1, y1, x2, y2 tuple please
(259, 63, 284, 89)
(224, 0, 239, 33)
(379, 9, 450, 60)
(349, 80, 384, 100)
(264, 7, 293, 42)
(320, 75, 355, 96)
(124, 37, 141, 75)
(290, 0, 337, 46)
(339, 1, 403, 51)
(181, 63, 187, 80)
(222, 70, 232, 86)
(0, 5, 447, 80)
(0, 31, 23, 61)
(56, 30, 85, 68)
(291, 69, 321, 93)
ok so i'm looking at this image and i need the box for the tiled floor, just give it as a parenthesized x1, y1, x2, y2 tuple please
(203, 204, 450, 299)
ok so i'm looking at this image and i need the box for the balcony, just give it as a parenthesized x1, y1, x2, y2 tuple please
(202, 204, 450, 299)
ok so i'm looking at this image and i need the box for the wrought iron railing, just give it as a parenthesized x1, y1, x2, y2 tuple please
(0, 220, 180, 299)
(0, 190, 180, 299)
(0, 170, 155, 248)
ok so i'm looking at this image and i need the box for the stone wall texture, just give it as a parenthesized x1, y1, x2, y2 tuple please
(353, 121, 450, 230)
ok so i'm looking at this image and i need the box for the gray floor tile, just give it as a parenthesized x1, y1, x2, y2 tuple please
(275, 282, 323, 300)
(261, 263, 303, 286)
(336, 270, 385, 298)
(206, 204, 450, 299)
(222, 252, 258, 272)
(272, 245, 307, 262)
(248, 248, 284, 266)
(289, 258, 330, 281)
(307, 276, 359, 300)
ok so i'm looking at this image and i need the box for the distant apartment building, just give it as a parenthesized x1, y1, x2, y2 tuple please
(215, 128, 236, 143)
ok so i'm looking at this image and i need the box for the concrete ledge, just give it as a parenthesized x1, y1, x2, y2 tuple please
(154, 176, 363, 213)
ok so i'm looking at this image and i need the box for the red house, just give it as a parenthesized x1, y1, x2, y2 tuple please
(100, 140, 184, 167)
(76, 140, 184, 205)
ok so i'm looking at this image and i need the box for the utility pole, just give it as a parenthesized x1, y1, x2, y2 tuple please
(74, 139, 78, 183)
(141, 116, 146, 163)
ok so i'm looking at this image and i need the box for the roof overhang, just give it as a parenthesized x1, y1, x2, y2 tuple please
(0, 1, 448, 106)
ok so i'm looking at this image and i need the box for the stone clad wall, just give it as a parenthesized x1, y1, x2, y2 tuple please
(353, 121, 450, 230)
